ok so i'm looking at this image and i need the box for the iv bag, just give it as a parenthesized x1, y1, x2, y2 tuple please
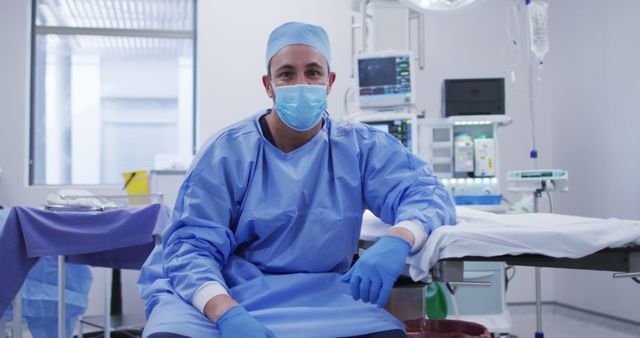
(527, 0, 549, 62)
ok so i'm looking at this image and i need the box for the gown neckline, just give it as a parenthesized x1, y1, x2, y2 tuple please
(254, 110, 329, 157)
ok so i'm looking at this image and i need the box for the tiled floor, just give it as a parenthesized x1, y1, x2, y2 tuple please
(508, 304, 640, 338)
(6, 304, 640, 338)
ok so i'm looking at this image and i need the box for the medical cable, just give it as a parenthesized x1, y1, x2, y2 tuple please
(343, 86, 355, 116)
(501, 196, 514, 207)
(545, 190, 553, 213)
(408, 103, 423, 118)
(504, 265, 516, 292)
(447, 290, 461, 319)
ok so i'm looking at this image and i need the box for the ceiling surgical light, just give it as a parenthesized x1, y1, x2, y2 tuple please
(397, 0, 477, 12)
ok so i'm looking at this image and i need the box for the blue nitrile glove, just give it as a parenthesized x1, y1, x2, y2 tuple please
(340, 235, 411, 307)
(216, 305, 276, 338)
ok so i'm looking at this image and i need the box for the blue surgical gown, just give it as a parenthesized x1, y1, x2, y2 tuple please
(138, 111, 456, 337)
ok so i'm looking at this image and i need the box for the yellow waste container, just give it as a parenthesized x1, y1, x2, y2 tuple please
(122, 170, 150, 205)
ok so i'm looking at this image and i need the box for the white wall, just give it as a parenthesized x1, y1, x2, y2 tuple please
(197, 0, 355, 142)
(0, 0, 40, 207)
(0, 0, 124, 207)
(543, 0, 640, 322)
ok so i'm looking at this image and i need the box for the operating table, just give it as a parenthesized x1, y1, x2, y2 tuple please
(361, 206, 640, 332)
(431, 247, 640, 294)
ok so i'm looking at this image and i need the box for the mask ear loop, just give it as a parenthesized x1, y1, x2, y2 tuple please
(269, 80, 277, 100)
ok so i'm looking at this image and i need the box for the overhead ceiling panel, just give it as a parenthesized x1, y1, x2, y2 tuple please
(36, 0, 194, 31)
(35, 0, 194, 57)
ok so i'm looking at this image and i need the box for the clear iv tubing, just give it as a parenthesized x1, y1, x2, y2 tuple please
(502, 0, 522, 81)
(528, 53, 538, 169)
(449, 292, 461, 319)
(526, 0, 548, 168)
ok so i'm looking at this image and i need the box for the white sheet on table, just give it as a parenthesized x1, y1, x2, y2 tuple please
(360, 207, 640, 281)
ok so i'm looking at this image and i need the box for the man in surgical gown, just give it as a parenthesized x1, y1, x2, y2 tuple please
(138, 22, 456, 338)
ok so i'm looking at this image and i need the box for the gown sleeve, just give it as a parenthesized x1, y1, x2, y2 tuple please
(160, 140, 248, 303)
(360, 130, 457, 238)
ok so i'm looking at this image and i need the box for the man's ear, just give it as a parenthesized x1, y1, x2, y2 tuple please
(262, 75, 274, 98)
(326, 72, 337, 95)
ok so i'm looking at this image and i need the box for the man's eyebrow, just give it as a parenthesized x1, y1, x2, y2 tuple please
(274, 64, 295, 73)
(305, 62, 323, 69)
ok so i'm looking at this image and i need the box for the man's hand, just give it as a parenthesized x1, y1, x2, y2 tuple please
(214, 304, 275, 338)
(340, 235, 411, 307)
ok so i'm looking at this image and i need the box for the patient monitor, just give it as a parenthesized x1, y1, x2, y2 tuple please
(351, 51, 417, 153)
(356, 51, 415, 109)
(351, 112, 418, 155)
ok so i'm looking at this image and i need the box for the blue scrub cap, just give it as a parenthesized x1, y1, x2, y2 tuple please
(265, 21, 332, 71)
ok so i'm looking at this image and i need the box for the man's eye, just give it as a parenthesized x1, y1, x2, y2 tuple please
(279, 72, 292, 78)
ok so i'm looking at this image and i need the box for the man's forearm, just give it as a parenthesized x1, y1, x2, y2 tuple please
(386, 226, 415, 248)
(204, 294, 240, 323)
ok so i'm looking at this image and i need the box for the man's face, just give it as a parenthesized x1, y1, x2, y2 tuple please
(263, 44, 336, 99)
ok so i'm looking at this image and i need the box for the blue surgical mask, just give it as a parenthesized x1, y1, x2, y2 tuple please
(274, 84, 327, 132)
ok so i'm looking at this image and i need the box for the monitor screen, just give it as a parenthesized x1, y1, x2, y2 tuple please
(357, 54, 413, 108)
(365, 119, 413, 153)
